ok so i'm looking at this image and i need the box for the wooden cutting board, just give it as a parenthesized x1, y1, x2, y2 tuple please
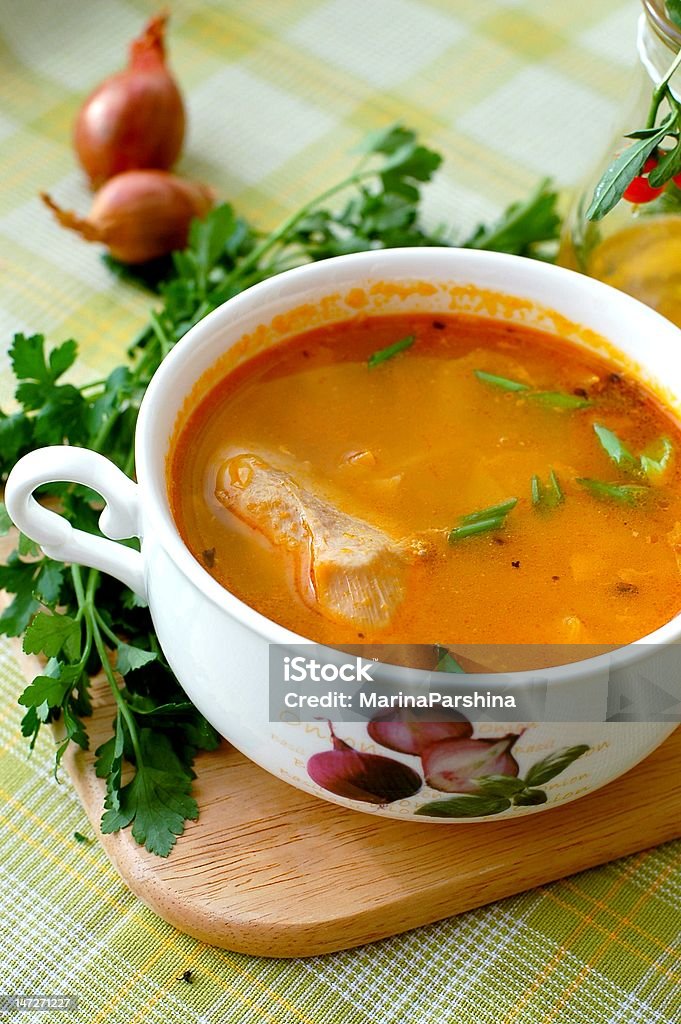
(3, 514, 680, 957)
(16, 643, 680, 957)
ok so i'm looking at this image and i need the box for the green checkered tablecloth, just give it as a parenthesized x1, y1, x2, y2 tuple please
(1, 1, 680, 1021)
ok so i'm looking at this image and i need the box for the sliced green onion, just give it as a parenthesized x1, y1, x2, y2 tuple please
(531, 475, 541, 507)
(474, 370, 529, 392)
(549, 468, 564, 504)
(576, 478, 648, 504)
(532, 469, 564, 510)
(459, 498, 518, 524)
(448, 498, 518, 543)
(640, 437, 672, 480)
(593, 423, 636, 469)
(368, 334, 415, 368)
(449, 516, 505, 541)
(474, 371, 590, 408)
(529, 391, 591, 410)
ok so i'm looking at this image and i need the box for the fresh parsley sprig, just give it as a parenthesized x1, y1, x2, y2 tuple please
(0, 126, 561, 856)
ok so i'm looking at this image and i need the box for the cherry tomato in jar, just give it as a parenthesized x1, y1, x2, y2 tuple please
(623, 156, 664, 204)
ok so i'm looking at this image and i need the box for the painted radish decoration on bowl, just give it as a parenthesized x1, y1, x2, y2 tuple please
(367, 708, 473, 755)
(307, 712, 592, 819)
(421, 735, 520, 794)
(306, 723, 422, 804)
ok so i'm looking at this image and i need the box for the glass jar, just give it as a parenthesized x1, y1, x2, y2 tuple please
(559, 0, 681, 326)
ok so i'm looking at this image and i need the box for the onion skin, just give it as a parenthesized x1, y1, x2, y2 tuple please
(422, 735, 520, 793)
(74, 12, 185, 188)
(368, 710, 472, 755)
(307, 725, 422, 804)
(41, 171, 214, 264)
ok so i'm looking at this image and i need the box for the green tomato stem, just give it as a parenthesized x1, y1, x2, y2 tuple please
(647, 48, 681, 128)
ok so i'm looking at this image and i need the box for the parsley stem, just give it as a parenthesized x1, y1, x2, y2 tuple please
(149, 311, 174, 359)
(123, 448, 135, 477)
(127, 323, 154, 356)
(467, 178, 551, 250)
(78, 566, 143, 765)
(91, 617, 143, 764)
(70, 564, 93, 669)
(94, 608, 121, 648)
(85, 567, 98, 605)
(234, 167, 377, 276)
(71, 564, 87, 606)
(91, 412, 120, 455)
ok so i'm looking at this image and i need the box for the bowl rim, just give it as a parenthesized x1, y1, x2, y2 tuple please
(135, 246, 681, 685)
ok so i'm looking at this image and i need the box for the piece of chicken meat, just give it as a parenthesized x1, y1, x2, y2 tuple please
(215, 453, 407, 630)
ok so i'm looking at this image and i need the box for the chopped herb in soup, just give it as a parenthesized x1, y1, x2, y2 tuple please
(168, 313, 681, 647)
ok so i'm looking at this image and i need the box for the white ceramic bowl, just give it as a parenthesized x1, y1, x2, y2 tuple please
(6, 248, 680, 821)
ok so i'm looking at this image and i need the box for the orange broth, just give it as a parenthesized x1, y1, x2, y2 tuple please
(168, 313, 681, 647)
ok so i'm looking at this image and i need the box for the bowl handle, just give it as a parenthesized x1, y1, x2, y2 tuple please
(5, 446, 146, 600)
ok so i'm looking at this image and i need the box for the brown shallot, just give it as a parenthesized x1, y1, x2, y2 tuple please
(74, 11, 185, 188)
(41, 170, 214, 264)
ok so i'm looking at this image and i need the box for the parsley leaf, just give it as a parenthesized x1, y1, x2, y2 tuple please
(0, 414, 32, 472)
(23, 612, 80, 659)
(463, 178, 561, 258)
(116, 642, 158, 675)
(10, 333, 76, 383)
(0, 554, 64, 636)
(4, 334, 88, 457)
(18, 673, 74, 713)
(100, 731, 198, 856)
(95, 712, 126, 811)
(0, 503, 11, 535)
